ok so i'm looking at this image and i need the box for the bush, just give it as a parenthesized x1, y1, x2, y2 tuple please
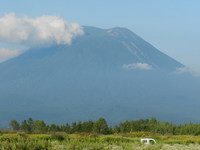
(51, 135, 65, 141)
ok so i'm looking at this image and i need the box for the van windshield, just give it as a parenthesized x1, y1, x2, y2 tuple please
(149, 140, 155, 144)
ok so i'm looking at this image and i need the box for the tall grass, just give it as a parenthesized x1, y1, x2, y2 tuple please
(1, 133, 200, 150)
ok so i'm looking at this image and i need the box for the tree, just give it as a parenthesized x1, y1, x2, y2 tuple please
(65, 123, 71, 133)
(20, 118, 34, 133)
(9, 120, 20, 131)
(27, 118, 34, 132)
(34, 120, 47, 133)
(21, 120, 29, 132)
(93, 118, 109, 134)
(82, 121, 94, 133)
(49, 124, 59, 132)
(71, 122, 77, 133)
(76, 121, 82, 132)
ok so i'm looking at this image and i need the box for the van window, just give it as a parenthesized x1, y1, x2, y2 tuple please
(142, 140, 147, 143)
(149, 140, 155, 144)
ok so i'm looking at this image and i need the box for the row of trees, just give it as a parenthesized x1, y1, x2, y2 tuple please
(9, 118, 200, 135)
(9, 118, 109, 134)
(115, 118, 200, 135)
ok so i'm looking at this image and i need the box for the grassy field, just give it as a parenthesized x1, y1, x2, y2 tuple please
(1, 132, 200, 150)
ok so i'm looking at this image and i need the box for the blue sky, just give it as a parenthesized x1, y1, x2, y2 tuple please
(0, 0, 200, 72)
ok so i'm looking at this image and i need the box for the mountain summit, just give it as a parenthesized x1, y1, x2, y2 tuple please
(0, 26, 199, 126)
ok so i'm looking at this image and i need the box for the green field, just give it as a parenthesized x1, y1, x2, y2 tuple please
(1, 132, 200, 150)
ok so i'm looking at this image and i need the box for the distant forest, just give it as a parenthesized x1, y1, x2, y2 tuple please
(8, 118, 200, 135)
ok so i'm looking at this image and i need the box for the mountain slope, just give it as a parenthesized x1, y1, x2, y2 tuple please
(0, 26, 199, 126)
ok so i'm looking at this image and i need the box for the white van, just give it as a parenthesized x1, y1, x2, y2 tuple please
(141, 138, 156, 144)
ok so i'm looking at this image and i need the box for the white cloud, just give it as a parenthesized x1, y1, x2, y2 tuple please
(0, 48, 22, 63)
(175, 67, 190, 74)
(0, 13, 84, 62)
(122, 63, 152, 70)
(0, 13, 84, 47)
(175, 67, 200, 76)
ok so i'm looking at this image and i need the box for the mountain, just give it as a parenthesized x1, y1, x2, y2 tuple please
(0, 26, 200, 126)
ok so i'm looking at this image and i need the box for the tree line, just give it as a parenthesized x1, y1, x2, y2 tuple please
(9, 118, 200, 135)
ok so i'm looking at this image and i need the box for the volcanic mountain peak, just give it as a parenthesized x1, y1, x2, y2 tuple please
(81, 26, 183, 70)
(0, 26, 197, 127)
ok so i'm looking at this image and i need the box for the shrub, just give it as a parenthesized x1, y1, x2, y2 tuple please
(51, 135, 65, 141)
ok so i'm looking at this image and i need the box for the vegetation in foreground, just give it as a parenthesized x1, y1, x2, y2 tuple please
(1, 118, 200, 149)
(1, 133, 200, 150)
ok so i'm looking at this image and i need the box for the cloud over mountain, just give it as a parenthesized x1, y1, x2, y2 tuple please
(0, 48, 22, 62)
(0, 13, 84, 47)
(175, 67, 200, 76)
(122, 63, 152, 70)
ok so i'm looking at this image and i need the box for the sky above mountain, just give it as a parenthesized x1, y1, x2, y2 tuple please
(0, 0, 199, 74)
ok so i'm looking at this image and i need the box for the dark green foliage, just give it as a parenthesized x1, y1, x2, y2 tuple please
(93, 118, 109, 134)
(8, 117, 200, 135)
(9, 120, 20, 131)
(27, 118, 34, 132)
(65, 123, 71, 133)
(48, 124, 59, 132)
(34, 120, 47, 133)
(51, 135, 65, 141)
(21, 120, 30, 132)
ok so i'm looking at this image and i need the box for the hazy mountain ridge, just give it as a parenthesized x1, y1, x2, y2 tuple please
(0, 26, 199, 127)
